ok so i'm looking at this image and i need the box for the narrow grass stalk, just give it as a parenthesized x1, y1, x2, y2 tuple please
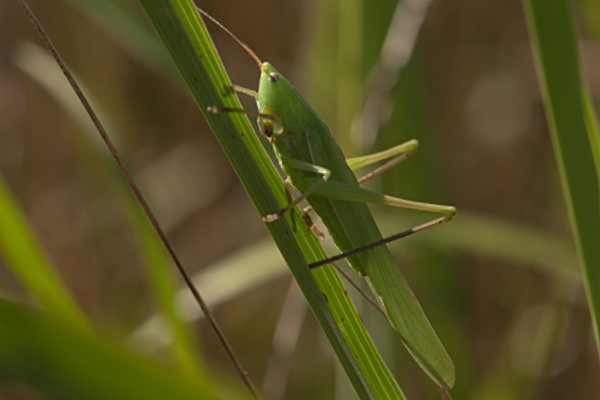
(138, 1, 406, 398)
(523, 0, 600, 356)
(16, 41, 202, 377)
(16, 0, 250, 393)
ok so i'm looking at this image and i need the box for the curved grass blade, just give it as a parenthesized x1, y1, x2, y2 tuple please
(0, 177, 90, 331)
(0, 299, 238, 399)
(138, 1, 406, 398)
(523, 0, 600, 356)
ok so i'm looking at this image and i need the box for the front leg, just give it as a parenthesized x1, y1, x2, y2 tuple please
(262, 159, 331, 223)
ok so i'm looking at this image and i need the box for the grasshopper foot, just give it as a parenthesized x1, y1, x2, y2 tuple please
(262, 205, 293, 223)
(311, 225, 325, 240)
(301, 208, 325, 240)
(262, 212, 282, 223)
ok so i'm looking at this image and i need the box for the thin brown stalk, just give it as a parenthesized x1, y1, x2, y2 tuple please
(16, 1, 258, 397)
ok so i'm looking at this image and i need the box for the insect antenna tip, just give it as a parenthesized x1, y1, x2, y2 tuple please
(197, 7, 263, 69)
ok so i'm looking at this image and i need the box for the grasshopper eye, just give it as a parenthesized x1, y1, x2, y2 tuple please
(259, 118, 283, 140)
(263, 124, 273, 137)
(269, 72, 279, 82)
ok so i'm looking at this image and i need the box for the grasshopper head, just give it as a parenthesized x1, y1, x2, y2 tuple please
(257, 62, 295, 115)
(257, 62, 309, 140)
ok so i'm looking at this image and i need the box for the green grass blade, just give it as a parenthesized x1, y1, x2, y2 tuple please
(0, 177, 89, 331)
(0, 299, 235, 399)
(584, 94, 600, 181)
(523, 0, 600, 356)
(129, 203, 204, 378)
(138, 1, 405, 398)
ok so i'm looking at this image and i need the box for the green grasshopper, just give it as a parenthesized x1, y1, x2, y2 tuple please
(200, 9, 456, 390)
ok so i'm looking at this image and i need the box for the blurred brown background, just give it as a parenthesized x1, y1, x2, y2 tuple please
(1, 0, 599, 399)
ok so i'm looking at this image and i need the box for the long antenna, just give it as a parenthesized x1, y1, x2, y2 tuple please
(16, 1, 258, 397)
(196, 7, 263, 68)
